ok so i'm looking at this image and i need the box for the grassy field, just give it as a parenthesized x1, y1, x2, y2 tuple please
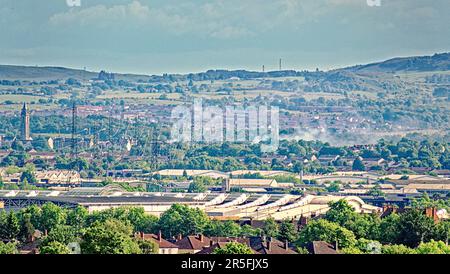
(0, 94, 45, 103)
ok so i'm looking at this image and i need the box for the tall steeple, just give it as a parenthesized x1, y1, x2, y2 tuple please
(20, 103, 32, 141)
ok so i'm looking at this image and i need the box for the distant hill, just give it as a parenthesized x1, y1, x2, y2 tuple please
(339, 53, 450, 73)
(0, 65, 98, 81)
(0, 65, 151, 81)
(1, 52, 449, 81)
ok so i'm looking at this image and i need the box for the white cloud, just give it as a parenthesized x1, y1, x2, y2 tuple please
(47, 0, 370, 39)
(49, 1, 150, 27)
(48, 0, 253, 39)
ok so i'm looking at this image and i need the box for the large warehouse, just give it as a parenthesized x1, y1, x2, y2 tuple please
(0, 185, 380, 220)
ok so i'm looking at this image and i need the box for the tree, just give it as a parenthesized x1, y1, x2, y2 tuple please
(434, 221, 450, 244)
(340, 246, 364, 254)
(0, 242, 18, 254)
(397, 209, 436, 247)
(40, 203, 67, 232)
(325, 200, 356, 226)
(40, 241, 71, 254)
(352, 157, 366, 171)
(354, 238, 382, 254)
(158, 204, 209, 238)
(81, 219, 141, 254)
(367, 185, 385, 197)
(21, 205, 42, 231)
(136, 238, 158, 254)
(213, 242, 253, 254)
(344, 214, 380, 240)
(18, 212, 35, 242)
(67, 206, 88, 230)
(381, 244, 416, 254)
(326, 181, 341, 192)
(126, 207, 159, 233)
(20, 170, 37, 185)
(42, 225, 77, 246)
(0, 212, 21, 241)
(278, 220, 297, 243)
(415, 240, 450, 254)
(262, 217, 279, 238)
(297, 219, 357, 249)
(188, 180, 206, 193)
(205, 220, 241, 237)
(240, 225, 261, 237)
(378, 213, 401, 244)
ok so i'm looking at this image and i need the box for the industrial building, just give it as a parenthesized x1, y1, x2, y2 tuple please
(0, 185, 380, 220)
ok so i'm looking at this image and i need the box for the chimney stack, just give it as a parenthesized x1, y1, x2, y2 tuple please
(158, 230, 162, 242)
(284, 240, 289, 250)
(199, 234, 204, 242)
(177, 234, 182, 241)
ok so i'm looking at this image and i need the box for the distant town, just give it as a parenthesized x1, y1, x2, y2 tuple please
(1, 60, 450, 254)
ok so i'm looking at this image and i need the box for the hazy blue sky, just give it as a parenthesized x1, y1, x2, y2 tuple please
(0, 0, 449, 74)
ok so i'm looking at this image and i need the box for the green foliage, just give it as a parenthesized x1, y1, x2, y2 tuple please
(366, 185, 385, 197)
(67, 206, 88, 230)
(212, 242, 253, 254)
(411, 193, 450, 211)
(42, 225, 77, 246)
(188, 180, 206, 193)
(325, 200, 356, 226)
(20, 170, 37, 185)
(126, 207, 159, 233)
(352, 157, 366, 171)
(240, 225, 261, 237)
(434, 221, 450, 243)
(262, 217, 279, 238)
(136, 238, 159, 254)
(40, 203, 67, 232)
(205, 220, 242, 237)
(378, 213, 401, 244)
(18, 212, 35, 242)
(0, 211, 21, 241)
(381, 244, 416, 254)
(415, 240, 450, 254)
(278, 220, 297, 243)
(297, 219, 357, 249)
(80, 219, 141, 254)
(355, 238, 382, 254)
(158, 204, 209, 238)
(325, 200, 381, 239)
(39, 241, 71, 254)
(20, 205, 42, 231)
(397, 209, 436, 247)
(340, 246, 364, 254)
(325, 181, 341, 192)
(0, 242, 18, 254)
(87, 207, 158, 234)
(296, 247, 309, 254)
